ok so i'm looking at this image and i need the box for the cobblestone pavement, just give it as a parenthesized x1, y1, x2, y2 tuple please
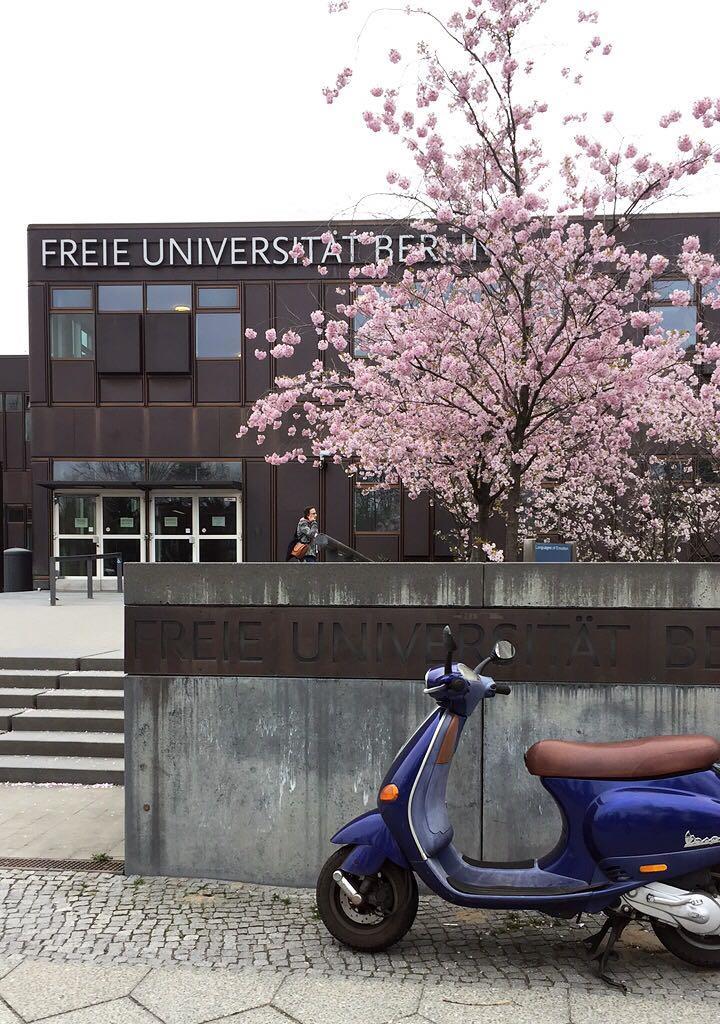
(1, 868, 720, 1008)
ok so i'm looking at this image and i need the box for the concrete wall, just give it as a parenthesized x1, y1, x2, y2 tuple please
(124, 563, 720, 885)
(125, 674, 484, 886)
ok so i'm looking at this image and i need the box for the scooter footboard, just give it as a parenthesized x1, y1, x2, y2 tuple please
(332, 810, 411, 873)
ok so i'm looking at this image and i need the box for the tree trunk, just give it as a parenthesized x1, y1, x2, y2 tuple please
(504, 467, 523, 562)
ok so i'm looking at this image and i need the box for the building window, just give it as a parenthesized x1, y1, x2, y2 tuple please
(25, 397, 31, 443)
(195, 312, 242, 358)
(698, 458, 720, 485)
(197, 286, 239, 309)
(51, 287, 94, 309)
(50, 313, 95, 358)
(146, 284, 192, 312)
(4, 393, 22, 411)
(147, 460, 242, 483)
(98, 285, 143, 312)
(651, 278, 698, 350)
(53, 460, 145, 482)
(6, 507, 24, 523)
(354, 484, 401, 532)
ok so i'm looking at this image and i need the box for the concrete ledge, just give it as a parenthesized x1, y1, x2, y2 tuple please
(483, 563, 720, 609)
(124, 562, 485, 608)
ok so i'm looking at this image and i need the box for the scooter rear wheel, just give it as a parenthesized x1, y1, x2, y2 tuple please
(316, 846, 418, 952)
(651, 921, 720, 967)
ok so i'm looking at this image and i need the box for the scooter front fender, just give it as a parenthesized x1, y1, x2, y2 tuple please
(332, 810, 411, 873)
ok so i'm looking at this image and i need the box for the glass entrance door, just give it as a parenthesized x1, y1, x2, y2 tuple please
(54, 494, 98, 576)
(53, 492, 145, 576)
(150, 493, 241, 563)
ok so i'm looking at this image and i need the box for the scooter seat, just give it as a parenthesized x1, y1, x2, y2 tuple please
(525, 734, 720, 780)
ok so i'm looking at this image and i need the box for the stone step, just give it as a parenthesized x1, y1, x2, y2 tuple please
(0, 689, 45, 709)
(0, 731, 124, 758)
(36, 689, 124, 711)
(0, 670, 61, 689)
(9, 709, 125, 734)
(0, 710, 24, 730)
(0, 656, 124, 672)
(0, 755, 124, 785)
(57, 671, 125, 691)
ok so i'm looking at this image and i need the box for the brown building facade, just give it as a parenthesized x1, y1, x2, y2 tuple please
(0, 215, 717, 587)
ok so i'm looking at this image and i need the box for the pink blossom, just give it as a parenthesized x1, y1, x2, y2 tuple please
(388, 49, 401, 64)
(289, 242, 305, 261)
(265, 329, 277, 343)
(254, 349, 267, 361)
(677, 134, 693, 152)
(244, 328, 257, 340)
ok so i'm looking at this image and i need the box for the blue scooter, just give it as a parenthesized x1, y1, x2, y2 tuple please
(317, 626, 720, 989)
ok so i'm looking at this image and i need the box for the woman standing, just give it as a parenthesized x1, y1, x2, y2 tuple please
(289, 506, 319, 562)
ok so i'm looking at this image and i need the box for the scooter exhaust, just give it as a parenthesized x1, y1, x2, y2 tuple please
(332, 870, 363, 906)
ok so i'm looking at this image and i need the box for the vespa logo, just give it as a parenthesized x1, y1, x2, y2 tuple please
(684, 830, 720, 849)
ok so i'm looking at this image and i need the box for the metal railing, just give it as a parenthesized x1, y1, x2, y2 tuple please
(49, 552, 124, 606)
(316, 533, 374, 563)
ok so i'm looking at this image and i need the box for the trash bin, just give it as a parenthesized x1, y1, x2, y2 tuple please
(3, 547, 33, 592)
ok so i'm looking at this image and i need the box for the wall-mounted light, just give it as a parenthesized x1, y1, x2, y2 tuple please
(318, 450, 333, 469)
(174, 305, 191, 312)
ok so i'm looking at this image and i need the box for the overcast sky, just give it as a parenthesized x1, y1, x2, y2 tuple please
(3, 0, 720, 355)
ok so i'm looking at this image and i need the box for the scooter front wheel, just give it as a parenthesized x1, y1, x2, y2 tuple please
(316, 846, 418, 952)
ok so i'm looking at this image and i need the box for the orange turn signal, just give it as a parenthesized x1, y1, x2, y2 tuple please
(639, 864, 668, 873)
(379, 784, 399, 802)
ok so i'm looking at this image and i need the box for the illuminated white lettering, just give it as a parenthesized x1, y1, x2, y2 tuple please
(375, 235, 393, 262)
(206, 237, 227, 266)
(231, 237, 248, 265)
(59, 239, 79, 267)
(272, 236, 289, 265)
(143, 239, 165, 266)
(41, 239, 57, 266)
(252, 237, 271, 265)
(113, 238, 130, 267)
(169, 238, 192, 266)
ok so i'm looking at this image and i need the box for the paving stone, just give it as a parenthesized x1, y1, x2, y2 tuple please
(0, 869, 718, 1006)
(0, 958, 22, 983)
(0, 962, 149, 1022)
(216, 1011, 299, 1024)
(569, 989, 720, 1023)
(420, 984, 570, 1024)
(273, 974, 421, 1024)
(133, 966, 281, 1024)
(37, 997, 158, 1024)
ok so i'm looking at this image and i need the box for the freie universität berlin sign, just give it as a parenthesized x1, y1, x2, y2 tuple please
(39, 232, 482, 269)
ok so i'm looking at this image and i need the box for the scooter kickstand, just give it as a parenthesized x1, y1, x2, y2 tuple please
(584, 914, 630, 995)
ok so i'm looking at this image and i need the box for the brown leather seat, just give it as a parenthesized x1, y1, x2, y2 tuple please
(525, 734, 720, 780)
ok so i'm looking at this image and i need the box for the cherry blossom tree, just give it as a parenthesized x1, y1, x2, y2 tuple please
(240, 0, 720, 560)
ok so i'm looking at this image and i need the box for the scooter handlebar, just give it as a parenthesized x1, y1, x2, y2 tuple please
(493, 683, 512, 696)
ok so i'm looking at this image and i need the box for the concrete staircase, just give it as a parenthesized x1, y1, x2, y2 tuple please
(0, 663, 124, 784)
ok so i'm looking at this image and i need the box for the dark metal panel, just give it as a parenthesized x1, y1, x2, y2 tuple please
(244, 459, 273, 561)
(4, 413, 25, 470)
(96, 314, 142, 374)
(124, 605, 720, 684)
(323, 462, 351, 546)
(100, 376, 143, 403)
(275, 282, 321, 378)
(403, 492, 430, 559)
(51, 361, 95, 403)
(354, 534, 400, 562)
(27, 286, 47, 404)
(147, 377, 193, 404)
(196, 361, 241, 403)
(0, 355, 30, 392)
(31, 460, 50, 580)
(275, 462, 320, 557)
(1, 470, 32, 504)
(144, 313, 191, 374)
(244, 283, 272, 403)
